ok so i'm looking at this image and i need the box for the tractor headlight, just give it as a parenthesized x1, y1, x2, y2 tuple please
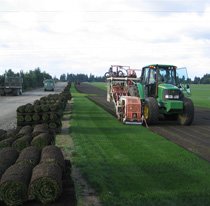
(164, 90, 180, 100)
(165, 94, 173, 99)
(165, 94, 180, 99)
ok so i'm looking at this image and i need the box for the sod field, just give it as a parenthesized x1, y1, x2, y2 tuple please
(69, 86, 210, 206)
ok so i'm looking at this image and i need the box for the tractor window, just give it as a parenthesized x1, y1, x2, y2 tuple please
(158, 68, 175, 85)
(149, 69, 156, 84)
(142, 68, 150, 84)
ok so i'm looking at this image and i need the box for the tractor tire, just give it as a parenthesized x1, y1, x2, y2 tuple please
(144, 97, 159, 125)
(178, 97, 194, 126)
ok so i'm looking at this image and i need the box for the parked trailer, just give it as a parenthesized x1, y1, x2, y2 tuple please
(0, 76, 23, 96)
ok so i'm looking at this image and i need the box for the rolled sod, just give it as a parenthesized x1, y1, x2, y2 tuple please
(0, 138, 16, 149)
(12, 134, 32, 152)
(48, 122, 58, 129)
(42, 113, 49, 121)
(31, 133, 51, 149)
(41, 145, 65, 171)
(29, 163, 62, 204)
(16, 146, 40, 166)
(24, 104, 34, 113)
(49, 103, 58, 111)
(0, 163, 33, 206)
(50, 113, 58, 121)
(0, 147, 19, 179)
(25, 114, 32, 122)
(34, 105, 41, 113)
(34, 100, 41, 105)
(32, 113, 40, 121)
(17, 105, 26, 113)
(17, 125, 32, 137)
(17, 115, 25, 122)
(41, 104, 50, 112)
(32, 124, 49, 137)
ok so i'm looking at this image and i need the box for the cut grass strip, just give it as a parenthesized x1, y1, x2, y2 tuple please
(70, 86, 210, 206)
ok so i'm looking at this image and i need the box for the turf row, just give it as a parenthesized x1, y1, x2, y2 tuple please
(71, 86, 210, 206)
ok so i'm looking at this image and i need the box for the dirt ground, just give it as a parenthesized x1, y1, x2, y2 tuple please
(76, 83, 210, 163)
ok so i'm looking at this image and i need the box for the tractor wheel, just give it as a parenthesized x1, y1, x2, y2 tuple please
(143, 97, 159, 125)
(178, 97, 194, 126)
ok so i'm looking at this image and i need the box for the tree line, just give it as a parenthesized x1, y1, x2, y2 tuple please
(60, 72, 210, 84)
(0, 68, 52, 90)
(60, 73, 105, 82)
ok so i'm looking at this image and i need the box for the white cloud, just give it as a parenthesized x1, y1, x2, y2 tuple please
(0, 0, 210, 79)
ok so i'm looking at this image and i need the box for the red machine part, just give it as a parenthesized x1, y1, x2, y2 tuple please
(122, 96, 142, 123)
(112, 84, 128, 102)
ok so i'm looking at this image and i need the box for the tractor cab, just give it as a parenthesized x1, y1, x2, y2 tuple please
(141, 64, 178, 97)
(139, 64, 194, 125)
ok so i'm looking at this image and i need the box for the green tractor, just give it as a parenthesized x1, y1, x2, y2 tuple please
(137, 64, 194, 125)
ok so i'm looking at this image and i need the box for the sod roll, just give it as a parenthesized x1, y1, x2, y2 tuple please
(41, 104, 50, 112)
(0, 138, 16, 149)
(32, 124, 49, 137)
(32, 113, 41, 121)
(17, 115, 25, 122)
(17, 125, 32, 137)
(0, 163, 33, 206)
(41, 145, 65, 172)
(0, 147, 19, 179)
(24, 104, 34, 113)
(12, 134, 32, 152)
(31, 133, 51, 149)
(17, 105, 26, 113)
(34, 105, 41, 113)
(29, 163, 62, 204)
(42, 113, 49, 121)
(25, 114, 32, 122)
(16, 146, 40, 166)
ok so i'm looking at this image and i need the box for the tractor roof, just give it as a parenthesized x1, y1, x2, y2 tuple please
(142, 64, 177, 69)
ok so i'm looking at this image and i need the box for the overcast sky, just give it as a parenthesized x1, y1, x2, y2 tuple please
(0, 0, 210, 79)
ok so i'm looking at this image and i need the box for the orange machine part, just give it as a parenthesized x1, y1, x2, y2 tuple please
(125, 97, 142, 122)
(112, 85, 128, 102)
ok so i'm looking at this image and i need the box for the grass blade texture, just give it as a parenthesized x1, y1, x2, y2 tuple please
(29, 163, 62, 204)
(0, 147, 19, 179)
(70, 86, 210, 206)
(0, 163, 33, 206)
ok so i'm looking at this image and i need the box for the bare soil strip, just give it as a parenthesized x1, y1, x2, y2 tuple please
(76, 83, 210, 163)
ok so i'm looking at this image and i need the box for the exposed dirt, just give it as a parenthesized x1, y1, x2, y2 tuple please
(76, 83, 210, 163)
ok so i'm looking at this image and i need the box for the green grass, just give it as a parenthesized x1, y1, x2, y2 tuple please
(89, 82, 210, 109)
(87, 82, 106, 90)
(70, 86, 210, 206)
(190, 84, 210, 109)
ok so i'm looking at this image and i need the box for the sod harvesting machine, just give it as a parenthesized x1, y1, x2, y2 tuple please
(106, 64, 194, 125)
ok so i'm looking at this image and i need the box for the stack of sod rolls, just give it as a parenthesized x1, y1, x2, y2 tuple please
(0, 145, 71, 205)
(29, 145, 65, 204)
(0, 146, 41, 206)
(16, 85, 72, 132)
(0, 125, 55, 152)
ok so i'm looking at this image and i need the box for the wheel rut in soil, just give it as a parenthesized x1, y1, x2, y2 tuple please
(75, 83, 210, 163)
